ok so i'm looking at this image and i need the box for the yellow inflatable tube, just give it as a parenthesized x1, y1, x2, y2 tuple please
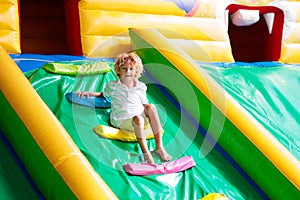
(130, 28, 300, 190)
(0, 46, 117, 199)
(79, 0, 185, 15)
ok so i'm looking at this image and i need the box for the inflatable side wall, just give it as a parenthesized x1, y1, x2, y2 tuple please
(2, 0, 300, 63)
(280, 1, 300, 63)
(0, 0, 20, 53)
(129, 27, 300, 199)
(0, 45, 117, 199)
(77, 0, 234, 62)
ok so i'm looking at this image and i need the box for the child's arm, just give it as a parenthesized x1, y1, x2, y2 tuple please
(76, 91, 103, 98)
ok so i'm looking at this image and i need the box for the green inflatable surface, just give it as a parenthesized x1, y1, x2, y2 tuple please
(200, 64, 300, 160)
(25, 64, 263, 199)
(0, 132, 41, 200)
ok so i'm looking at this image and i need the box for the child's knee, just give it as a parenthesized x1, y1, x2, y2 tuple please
(132, 115, 144, 127)
(145, 104, 156, 114)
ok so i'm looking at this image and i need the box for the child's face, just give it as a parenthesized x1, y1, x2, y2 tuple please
(119, 65, 137, 81)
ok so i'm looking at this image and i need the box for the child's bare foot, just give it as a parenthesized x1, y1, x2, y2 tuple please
(143, 152, 155, 164)
(155, 148, 172, 162)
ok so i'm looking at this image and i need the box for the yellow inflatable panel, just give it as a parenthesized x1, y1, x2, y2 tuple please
(79, 0, 234, 62)
(200, 193, 229, 200)
(79, 0, 185, 16)
(280, 43, 300, 64)
(0, 0, 20, 53)
(80, 10, 226, 39)
(82, 35, 132, 58)
(284, 23, 300, 43)
(279, 1, 300, 63)
(93, 125, 163, 142)
(83, 36, 233, 62)
(190, 0, 221, 18)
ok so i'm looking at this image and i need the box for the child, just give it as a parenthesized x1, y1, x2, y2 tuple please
(76, 52, 171, 164)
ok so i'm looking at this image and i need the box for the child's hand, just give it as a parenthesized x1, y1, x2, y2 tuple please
(75, 91, 92, 98)
(75, 91, 102, 98)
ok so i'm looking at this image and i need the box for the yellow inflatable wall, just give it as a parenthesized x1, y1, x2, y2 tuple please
(0, 0, 20, 54)
(1, 0, 300, 63)
(1, 0, 299, 63)
(78, 0, 234, 62)
(279, 1, 300, 64)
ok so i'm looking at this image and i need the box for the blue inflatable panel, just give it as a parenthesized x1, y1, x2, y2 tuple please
(66, 92, 111, 108)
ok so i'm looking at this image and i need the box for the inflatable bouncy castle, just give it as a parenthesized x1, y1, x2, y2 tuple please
(0, 0, 300, 199)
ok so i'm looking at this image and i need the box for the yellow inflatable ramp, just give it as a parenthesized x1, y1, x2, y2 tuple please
(0, 45, 117, 199)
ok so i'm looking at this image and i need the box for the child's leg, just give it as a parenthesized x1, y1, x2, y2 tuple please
(154, 133, 172, 162)
(132, 115, 154, 164)
(144, 104, 172, 161)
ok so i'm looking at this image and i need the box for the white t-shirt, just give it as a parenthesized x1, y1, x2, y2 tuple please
(103, 79, 149, 127)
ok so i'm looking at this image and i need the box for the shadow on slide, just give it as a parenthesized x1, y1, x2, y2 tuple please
(0, 131, 43, 199)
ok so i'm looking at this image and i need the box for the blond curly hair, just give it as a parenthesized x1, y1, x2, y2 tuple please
(114, 52, 144, 78)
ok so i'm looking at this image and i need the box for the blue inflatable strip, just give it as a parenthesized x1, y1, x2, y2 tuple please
(10, 54, 86, 72)
(66, 92, 111, 108)
(144, 70, 269, 200)
(0, 130, 45, 200)
(10, 54, 115, 72)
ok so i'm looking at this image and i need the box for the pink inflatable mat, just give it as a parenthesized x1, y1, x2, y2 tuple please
(123, 156, 195, 176)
